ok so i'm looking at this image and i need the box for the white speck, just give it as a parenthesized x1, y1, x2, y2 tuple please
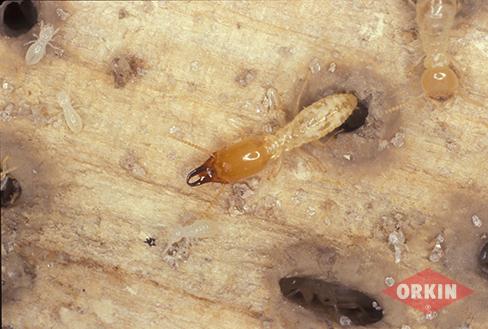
(56, 8, 70, 20)
(309, 57, 321, 74)
(471, 215, 482, 228)
(339, 315, 352, 326)
(262, 87, 279, 112)
(425, 311, 438, 320)
(2, 80, 14, 93)
(328, 62, 337, 73)
(372, 300, 382, 311)
(306, 206, 317, 217)
(388, 229, 406, 263)
(190, 61, 200, 71)
(378, 139, 389, 151)
(429, 233, 444, 263)
(1, 103, 15, 121)
(291, 188, 307, 204)
(384, 276, 395, 287)
(32, 169, 38, 175)
(390, 132, 405, 148)
(343, 154, 352, 160)
(169, 126, 180, 135)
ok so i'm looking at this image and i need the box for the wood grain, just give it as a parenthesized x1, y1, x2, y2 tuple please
(1, 1, 487, 328)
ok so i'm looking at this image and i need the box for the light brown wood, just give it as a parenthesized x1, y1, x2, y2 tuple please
(1, 1, 488, 328)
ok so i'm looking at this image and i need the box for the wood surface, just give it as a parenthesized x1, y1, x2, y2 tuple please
(1, 1, 488, 328)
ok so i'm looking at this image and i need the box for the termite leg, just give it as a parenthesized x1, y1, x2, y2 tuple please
(407, 55, 425, 77)
(23, 40, 36, 46)
(266, 158, 283, 181)
(47, 42, 63, 52)
(292, 69, 312, 118)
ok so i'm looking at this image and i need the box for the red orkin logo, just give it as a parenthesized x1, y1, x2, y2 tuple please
(383, 268, 473, 313)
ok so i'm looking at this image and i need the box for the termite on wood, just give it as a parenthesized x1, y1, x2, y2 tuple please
(182, 93, 358, 186)
(24, 20, 62, 65)
(416, 0, 460, 101)
(57, 91, 83, 133)
(386, 0, 483, 114)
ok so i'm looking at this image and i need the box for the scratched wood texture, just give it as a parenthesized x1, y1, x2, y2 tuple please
(1, 1, 488, 329)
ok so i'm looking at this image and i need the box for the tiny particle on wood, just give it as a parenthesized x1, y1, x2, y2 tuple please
(111, 54, 146, 88)
(119, 151, 146, 178)
(390, 132, 405, 148)
(118, 8, 129, 19)
(384, 276, 395, 287)
(55, 8, 70, 21)
(328, 62, 337, 73)
(235, 68, 256, 87)
(308, 57, 321, 74)
(144, 237, 156, 247)
(471, 215, 482, 227)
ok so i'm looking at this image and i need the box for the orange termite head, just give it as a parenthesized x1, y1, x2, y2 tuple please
(421, 66, 459, 102)
(186, 155, 219, 186)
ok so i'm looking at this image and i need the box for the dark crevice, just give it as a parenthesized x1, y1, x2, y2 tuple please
(1, 0, 38, 37)
(338, 96, 370, 133)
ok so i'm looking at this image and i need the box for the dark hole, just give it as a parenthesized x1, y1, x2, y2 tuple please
(2, 0, 38, 37)
(480, 242, 488, 277)
(337, 97, 369, 133)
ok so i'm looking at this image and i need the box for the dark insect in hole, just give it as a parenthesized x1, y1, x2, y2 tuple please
(144, 237, 156, 247)
(0, 0, 38, 37)
(1, 158, 21, 208)
(279, 276, 383, 326)
(480, 242, 488, 278)
(337, 98, 369, 133)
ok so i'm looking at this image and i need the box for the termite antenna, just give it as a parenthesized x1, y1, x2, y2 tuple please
(167, 134, 212, 154)
(382, 94, 424, 115)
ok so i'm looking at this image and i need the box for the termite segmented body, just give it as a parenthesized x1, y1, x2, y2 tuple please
(186, 93, 358, 186)
(25, 21, 61, 65)
(416, 0, 460, 101)
(57, 91, 83, 133)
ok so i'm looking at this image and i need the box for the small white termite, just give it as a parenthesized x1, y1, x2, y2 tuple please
(24, 21, 62, 65)
(56, 91, 83, 133)
(162, 220, 220, 255)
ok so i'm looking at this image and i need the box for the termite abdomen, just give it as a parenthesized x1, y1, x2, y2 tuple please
(338, 98, 369, 133)
(421, 66, 459, 101)
(279, 276, 383, 326)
